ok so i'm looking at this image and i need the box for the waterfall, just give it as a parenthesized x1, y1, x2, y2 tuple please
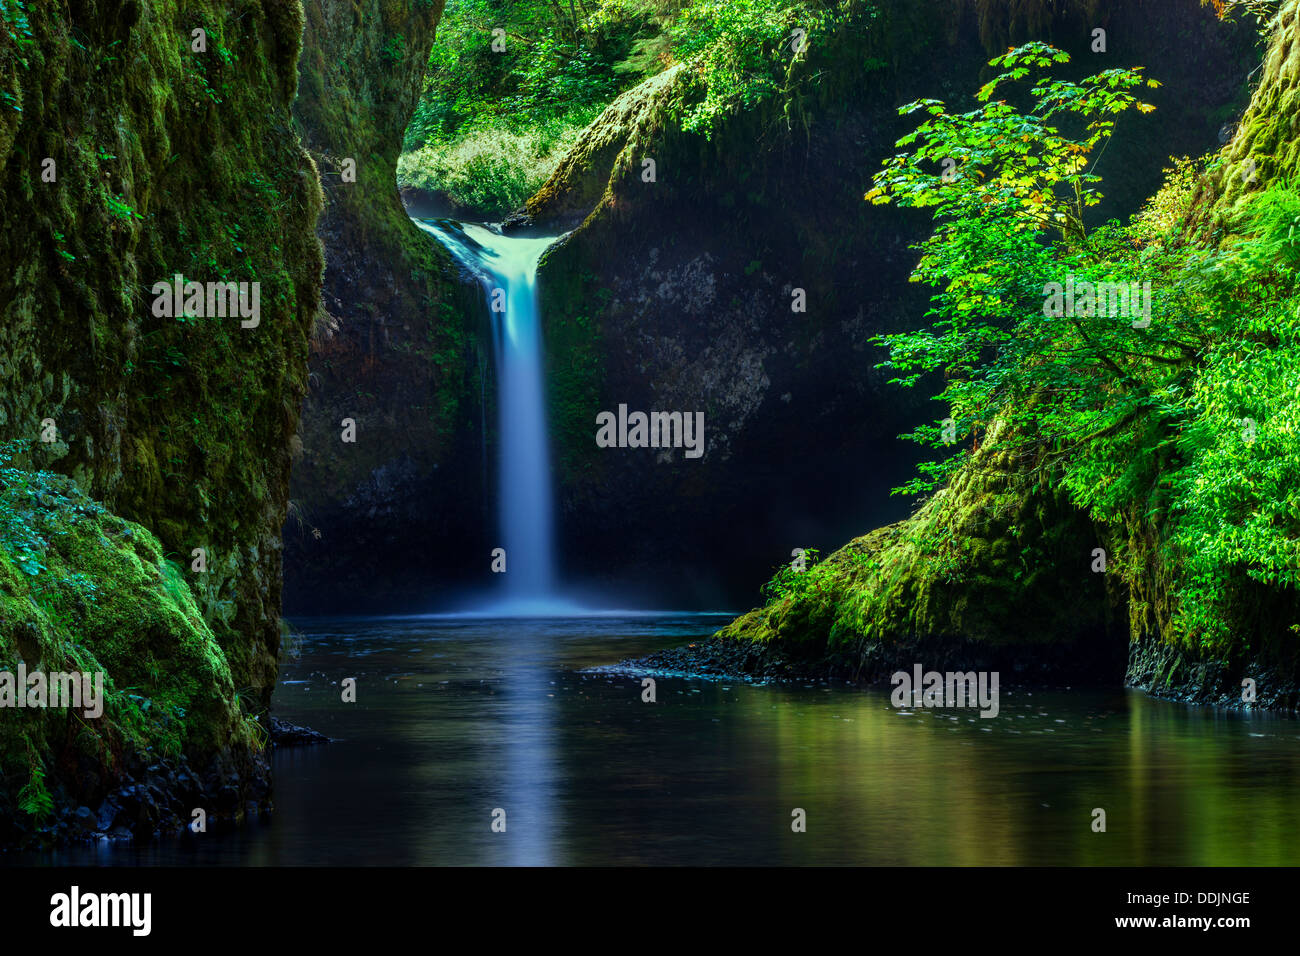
(415, 218, 567, 613)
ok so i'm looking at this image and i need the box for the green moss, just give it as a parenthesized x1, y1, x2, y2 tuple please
(0, 0, 322, 837)
(0, 0, 324, 714)
(1214, 1, 1300, 218)
(538, 252, 608, 489)
(0, 460, 260, 830)
(721, 429, 1109, 657)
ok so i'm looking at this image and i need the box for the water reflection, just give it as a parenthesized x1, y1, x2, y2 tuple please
(499, 632, 556, 865)
(15, 615, 1300, 866)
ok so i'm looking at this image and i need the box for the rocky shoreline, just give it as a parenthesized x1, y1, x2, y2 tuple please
(611, 632, 1300, 715)
(2, 720, 329, 852)
(608, 632, 1129, 691)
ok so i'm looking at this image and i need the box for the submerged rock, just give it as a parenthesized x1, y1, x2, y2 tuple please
(270, 718, 330, 747)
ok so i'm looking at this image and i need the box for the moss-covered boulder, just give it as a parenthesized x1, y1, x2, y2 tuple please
(524, 63, 686, 231)
(707, 2, 1300, 710)
(0, 465, 263, 848)
(710, 421, 1298, 708)
(713, 430, 1124, 682)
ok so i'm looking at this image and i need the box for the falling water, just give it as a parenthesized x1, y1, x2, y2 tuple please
(415, 218, 570, 614)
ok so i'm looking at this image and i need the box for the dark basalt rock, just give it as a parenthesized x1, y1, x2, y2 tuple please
(271, 718, 332, 747)
(616, 632, 1126, 691)
(286, 0, 489, 615)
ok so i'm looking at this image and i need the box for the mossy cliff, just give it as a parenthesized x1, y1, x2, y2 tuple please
(1214, 0, 1300, 216)
(287, 0, 487, 612)
(524, 0, 1253, 606)
(706, 3, 1300, 711)
(1120, 0, 1300, 710)
(0, 0, 323, 843)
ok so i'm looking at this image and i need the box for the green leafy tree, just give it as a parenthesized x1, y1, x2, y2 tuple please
(668, 0, 834, 134)
(863, 42, 1161, 490)
(866, 42, 1159, 245)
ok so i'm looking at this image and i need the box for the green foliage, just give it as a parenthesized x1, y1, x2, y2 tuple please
(0, 441, 56, 578)
(866, 43, 1161, 489)
(866, 42, 1300, 652)
(0, 0, 34, 52)
(761, 548, 824, 600)
(17, 761, 53, 820)
(668, 0, 839, 135)
(105, 193, 143, 222)
(399, 0, 642, 215)
(866, 42, 1159, 244)
(405, 0, 636, 151)
(1201, 0, 1283, 32)
(381, 34, 407, 65)
(398, 116, 585, 215)
(399, 0, 854, 211)
(761, 547, 881, 602)
(1158, 184, 1300, 644)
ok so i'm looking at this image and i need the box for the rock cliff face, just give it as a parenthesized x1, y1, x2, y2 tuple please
(1214, 0, 1300, 217)
(0, 0, 323, 843)
(522, 0, 1253, 606)
(286, 0, 488, 613)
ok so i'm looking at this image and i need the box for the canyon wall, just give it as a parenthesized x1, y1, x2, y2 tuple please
(0, 0, 324, 843)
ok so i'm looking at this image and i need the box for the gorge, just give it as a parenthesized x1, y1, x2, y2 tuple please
(0, 0, 1297, 873)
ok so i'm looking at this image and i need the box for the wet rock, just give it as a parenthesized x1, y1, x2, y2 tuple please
(270, 718, 331, 747)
